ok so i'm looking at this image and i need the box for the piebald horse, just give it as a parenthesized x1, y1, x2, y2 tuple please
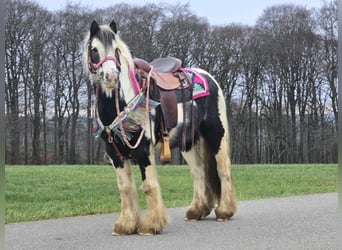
(83, 20, 236, 236)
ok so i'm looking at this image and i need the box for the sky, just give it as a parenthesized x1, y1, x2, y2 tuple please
(34, 0, 326, 26)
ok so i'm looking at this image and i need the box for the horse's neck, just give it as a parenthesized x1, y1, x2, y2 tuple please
(97, 92, 126, 126)
(119, 62, 136, 103)
(97, 93, 116, 126)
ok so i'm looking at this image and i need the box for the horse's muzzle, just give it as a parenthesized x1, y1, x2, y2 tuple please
(105, 72, 118, 88)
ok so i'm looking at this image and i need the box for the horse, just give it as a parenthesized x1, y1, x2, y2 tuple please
(83, 20, 237, 236)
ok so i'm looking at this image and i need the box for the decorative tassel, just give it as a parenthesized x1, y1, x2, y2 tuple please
(92, 118, 104, 139)
(160, 135, 171, 163)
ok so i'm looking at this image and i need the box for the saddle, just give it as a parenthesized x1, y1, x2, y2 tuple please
(134, 57, 191, 163)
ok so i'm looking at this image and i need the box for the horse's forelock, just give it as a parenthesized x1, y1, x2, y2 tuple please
(93, 25, 115, 48)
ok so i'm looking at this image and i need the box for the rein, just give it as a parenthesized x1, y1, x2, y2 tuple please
(115, 66, 153, 150)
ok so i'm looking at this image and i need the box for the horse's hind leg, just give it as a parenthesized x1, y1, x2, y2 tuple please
(214, 144, 237, 221)
(112, 160, 141, 235)
(182, 144, 213, 220)
(139, 146, 170, 235)
(213, 120, 237, 221)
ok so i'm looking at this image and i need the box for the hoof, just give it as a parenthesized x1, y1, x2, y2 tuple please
(185, 202, 212, 221)
(216, 218, 228, 222)
(112, 232, 127, 236)
(138, 227, 161, 236)
(113, 221, 138, 236)
(215, 206, 234, 221)
(138, 232, 157, 236)
(185, 208, 205, 221)
(184, 217, 199, 222)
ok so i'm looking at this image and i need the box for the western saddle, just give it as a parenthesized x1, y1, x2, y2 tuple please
(134, 57, 192, 163)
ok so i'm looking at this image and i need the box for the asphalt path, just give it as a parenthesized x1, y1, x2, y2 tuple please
(5, 193, 338, 250)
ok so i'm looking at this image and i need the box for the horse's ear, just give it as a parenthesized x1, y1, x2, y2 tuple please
(90, 20, 99, 37)
(109, 20, 117, 34)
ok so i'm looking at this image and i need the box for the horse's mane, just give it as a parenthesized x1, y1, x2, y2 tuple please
(112, 32, 134, 69)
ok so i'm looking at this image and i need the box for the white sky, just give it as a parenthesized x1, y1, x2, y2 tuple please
(33, 0, 326, 26)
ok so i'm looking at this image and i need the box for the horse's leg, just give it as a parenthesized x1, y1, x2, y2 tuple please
(112, 160, 141, 235)
(214, 144, 237, 221)
(139, 146, 169, 235)
(182, 143, 213, 221)
(213, 106, 237, 221)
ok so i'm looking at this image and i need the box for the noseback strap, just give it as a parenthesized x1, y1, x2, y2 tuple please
(91, 56, 119, 70)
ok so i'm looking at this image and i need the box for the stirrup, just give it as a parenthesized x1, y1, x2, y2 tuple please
(160, 135, 171, 163)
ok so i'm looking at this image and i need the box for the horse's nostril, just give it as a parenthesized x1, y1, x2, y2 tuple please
(105, 72, 117, 82)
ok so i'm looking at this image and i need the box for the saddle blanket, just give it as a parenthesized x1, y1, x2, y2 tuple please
(182, 68, 210, 100)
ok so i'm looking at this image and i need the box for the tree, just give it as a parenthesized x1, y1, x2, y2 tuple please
(256, 4, 318, 163)
(5, 0, 24, 163)
(316, 0, 338, 130)
(58, 4, 90, 163)
(28, 7, 52, 164)
(5, 0, 52, 164)
(155, 3, 210, 66)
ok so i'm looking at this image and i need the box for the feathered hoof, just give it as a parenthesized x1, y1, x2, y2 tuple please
(138, 214, 169, 236)
(214, 206, 235, 221)
(138, 229, 161, 236)
(138, 224, 163, 236)
(185, 205, 212, 221)
(112, 221, 138, 236)
(185, 209, 202, 221)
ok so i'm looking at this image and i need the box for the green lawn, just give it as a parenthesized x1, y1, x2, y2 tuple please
(5, 164, 338, 223)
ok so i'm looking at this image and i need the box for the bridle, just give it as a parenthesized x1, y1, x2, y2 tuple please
(88, 36, 152, 162)
(87, 38, 121, 75)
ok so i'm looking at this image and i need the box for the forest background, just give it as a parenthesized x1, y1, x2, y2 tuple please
(5, 0, 338, 165)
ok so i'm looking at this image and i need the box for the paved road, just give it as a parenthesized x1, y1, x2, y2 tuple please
(6, 193, 338, 250)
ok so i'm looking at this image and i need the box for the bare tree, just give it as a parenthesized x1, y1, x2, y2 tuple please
(29, 8, 52, 164)
(55, 4, 90, 163)
(316, 0, 338, 130)
(256, 4, 319, 163)
(155, 3, 210, 66)
(5, 0, 23, 163)
(5, 0, 51, 164)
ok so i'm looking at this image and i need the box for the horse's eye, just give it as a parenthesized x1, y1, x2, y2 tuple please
(91, 47, 100, 63)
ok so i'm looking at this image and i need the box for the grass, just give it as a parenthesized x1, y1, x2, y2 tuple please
(5, 164, 338, 223)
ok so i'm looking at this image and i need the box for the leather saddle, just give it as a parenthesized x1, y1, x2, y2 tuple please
(134, 57, 190, 129)
(134, 57, 191, 163)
